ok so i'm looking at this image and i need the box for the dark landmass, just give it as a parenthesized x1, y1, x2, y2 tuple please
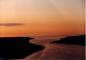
(52, 35, 85, 46)
(0, 37, 44, 59)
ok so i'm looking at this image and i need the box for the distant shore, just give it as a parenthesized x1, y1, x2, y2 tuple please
(51, 35, 85, 46)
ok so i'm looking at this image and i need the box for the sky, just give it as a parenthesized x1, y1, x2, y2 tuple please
(0, 0, 85, 37)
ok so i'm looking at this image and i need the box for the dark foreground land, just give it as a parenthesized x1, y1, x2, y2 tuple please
(52, 35, 85, 46)
(0, 37, 44, 59)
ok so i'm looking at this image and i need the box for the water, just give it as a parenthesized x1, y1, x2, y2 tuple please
(23, 36, 85, 60)
(30, 36, 65, 45)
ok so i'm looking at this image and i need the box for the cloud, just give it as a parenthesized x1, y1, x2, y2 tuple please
(0, 23, 24, 26)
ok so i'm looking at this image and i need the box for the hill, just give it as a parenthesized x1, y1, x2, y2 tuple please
(52, 35, 85, 46)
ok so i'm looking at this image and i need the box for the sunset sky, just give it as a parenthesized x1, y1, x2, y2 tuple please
(0, 0, 85, 37)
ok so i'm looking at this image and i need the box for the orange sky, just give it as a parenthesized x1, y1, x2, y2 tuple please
(0, 0, 85, 37)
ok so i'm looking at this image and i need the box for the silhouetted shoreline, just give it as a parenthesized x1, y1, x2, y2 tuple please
(0, 37, 44, 59)
(52, 35, 85, 46)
